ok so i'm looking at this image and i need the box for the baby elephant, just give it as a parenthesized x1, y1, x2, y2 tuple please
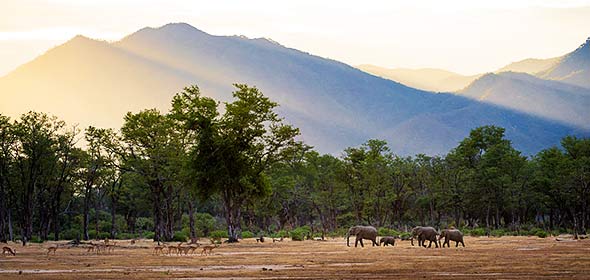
(379, 236, 396, 246)
(439, 229, 465, 247)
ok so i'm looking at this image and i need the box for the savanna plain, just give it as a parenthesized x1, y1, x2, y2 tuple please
(1, 236, 589, 279)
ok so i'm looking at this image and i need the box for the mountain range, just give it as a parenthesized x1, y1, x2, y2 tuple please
(0, 23, 588, 155)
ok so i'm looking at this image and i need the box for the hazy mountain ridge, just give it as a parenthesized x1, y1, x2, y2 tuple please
(0, 23, 586, 155)
(539, 38, 590, 88)
(460, 72, 590, 130)
(497, 57, 561, 74)
(357, 65, 481, 92)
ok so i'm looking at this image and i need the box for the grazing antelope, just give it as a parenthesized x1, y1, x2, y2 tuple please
(200, 244, 218, 256)
(272, 237, 284, 243)
(153, 245, 164, 255)
(47, 246, 58, 256)
(2, 246, 16, 256)
(188, 245, 199, 255)
(167, 245, 178, 255)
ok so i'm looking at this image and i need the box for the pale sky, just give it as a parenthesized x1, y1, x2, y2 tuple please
(1, 0, 590, 76)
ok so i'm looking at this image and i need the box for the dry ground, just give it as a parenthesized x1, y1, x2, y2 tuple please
(1, 236, 589, 279)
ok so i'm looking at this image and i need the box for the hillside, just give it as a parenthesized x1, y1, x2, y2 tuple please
(460, 72, 590, 130)
(496, 57, 560, 74)
(357, 65, 480, 92)
(539, 37, 590, 88)
(0, 23, 586, 155)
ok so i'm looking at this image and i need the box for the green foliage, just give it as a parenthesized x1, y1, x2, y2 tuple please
(144, 232, 155, 240)
(209, 230, 228, 239)
(490, 229, 506, 237)
(136, 217, 154, 232)
(172, 231, 188, 242)
(116, 233, 138, 240)
(241, 231, 254, 239)
(467, 228, 486, 237)
(290, 226, 311, 241)
(378, 227, 400, 237)
(61, 229, 81, 240)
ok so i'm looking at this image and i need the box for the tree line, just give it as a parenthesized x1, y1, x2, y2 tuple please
(0, 84, 588, 244)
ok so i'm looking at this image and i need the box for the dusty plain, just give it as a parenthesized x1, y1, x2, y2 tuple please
(1, 236, 589, 279)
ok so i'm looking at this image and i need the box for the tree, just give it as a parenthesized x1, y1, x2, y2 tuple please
(121, 109, 183, 241)
(172, 84, 300, 242)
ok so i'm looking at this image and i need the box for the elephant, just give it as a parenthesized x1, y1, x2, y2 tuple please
(439, 229, 465, 247)
(379, 236, 396, 246)
(410, 226, 440, 248)
(346, 226, 378, 247)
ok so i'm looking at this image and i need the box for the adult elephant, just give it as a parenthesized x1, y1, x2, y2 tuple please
(346, 226, 378, 247)
(439, 229, 465, 247)
(410, 226, 440, 248)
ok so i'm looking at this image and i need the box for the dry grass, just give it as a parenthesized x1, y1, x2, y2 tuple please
(1, 236, 589, 279)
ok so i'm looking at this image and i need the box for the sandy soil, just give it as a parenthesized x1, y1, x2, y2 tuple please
(1, 236, 589, 279)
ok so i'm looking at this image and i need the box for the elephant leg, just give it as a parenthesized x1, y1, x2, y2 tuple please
(359, 238, 364, 247)
(461, 240, 465, 247)
(373, 239, 378, 246)
(455, 241, 459, 247)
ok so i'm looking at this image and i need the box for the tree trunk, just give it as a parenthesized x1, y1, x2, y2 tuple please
(83, 190, 90, 240)
(188, 200, 196, 239)
(110, 197, 117, 239)
(8, 208, 13, 241)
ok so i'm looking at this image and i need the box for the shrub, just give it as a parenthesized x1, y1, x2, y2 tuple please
(490, 229, 506, 237)
(30, 236, 43, 243)
(144, 231, 155, 240)
(468, 228, 486, 237)
(209, 230, 228, 239)
(271, 230, 289, 238)
(116, 233, 138, 240)
(241, 231, 254, 239)
(534, 229, 548, 238)
(172, 231, 188, 242)
(61, 229, 81, 240)
(399, 232, 412, 240)
(378, 227, 401, 237)
(290, 226, 311, 241)
(136, 217, 154, 232)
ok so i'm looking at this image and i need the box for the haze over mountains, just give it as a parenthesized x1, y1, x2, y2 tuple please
(0, 23, 588, 155)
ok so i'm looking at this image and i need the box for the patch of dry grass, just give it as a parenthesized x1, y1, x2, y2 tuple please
(1, 236, 589, 279)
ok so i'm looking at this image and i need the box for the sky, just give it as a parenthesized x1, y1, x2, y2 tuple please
(1, 0, 590, 76)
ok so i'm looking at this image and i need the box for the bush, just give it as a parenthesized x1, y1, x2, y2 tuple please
(378, 227, 400, 237)
(144, 231, 155, 240)
(136, 217, 154, 232)
(534, 229, 548, 238)
(468, 228, 486, 237)
(490, 229, 506, 237)
(172, 231, 188, 242)
(290, 226, 311, 241)
(241, 231, 254, 239)
(399, 232, 412, 240)
(116, 233, 138, 240)
(209, 230, 228, 239)
(30, 236, 43, 243)
(61, 229, 81, 240)
(270, 230, 289, 238)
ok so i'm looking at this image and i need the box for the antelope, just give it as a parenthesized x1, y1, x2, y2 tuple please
(2, 246, 16, 256)
(200, 244, 218, 256)
(272, 237, 284, 243)
(167, 245, 178, 255)
(47, 246, 58, 255)
(153, 246, 164, 255)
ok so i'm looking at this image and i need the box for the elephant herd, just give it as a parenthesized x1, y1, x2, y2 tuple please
(345, 225, 465, 248)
